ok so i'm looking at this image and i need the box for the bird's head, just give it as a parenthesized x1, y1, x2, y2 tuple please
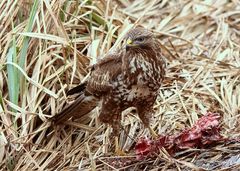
(125, 27, 155, 51)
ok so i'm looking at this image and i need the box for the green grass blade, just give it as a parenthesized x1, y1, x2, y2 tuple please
(18, 0, 39, 95)
(6, 44, 18, 109)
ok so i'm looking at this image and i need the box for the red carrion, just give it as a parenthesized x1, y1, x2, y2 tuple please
(135, 112, 223, 159)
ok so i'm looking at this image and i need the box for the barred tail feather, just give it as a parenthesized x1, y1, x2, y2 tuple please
(52, 94, 98, 124)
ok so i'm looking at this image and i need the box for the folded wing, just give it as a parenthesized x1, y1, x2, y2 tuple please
(52, 51, 123, 124)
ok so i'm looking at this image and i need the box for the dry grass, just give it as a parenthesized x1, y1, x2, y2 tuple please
(0, 0, 240, 170)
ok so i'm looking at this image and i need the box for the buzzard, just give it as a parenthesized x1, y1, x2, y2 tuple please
(53, 27, 166, 154)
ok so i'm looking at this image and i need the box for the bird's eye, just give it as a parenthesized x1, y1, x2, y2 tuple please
(135, 37, 145, 42)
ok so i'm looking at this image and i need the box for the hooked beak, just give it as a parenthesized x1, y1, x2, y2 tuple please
(126, 38, 136, 50)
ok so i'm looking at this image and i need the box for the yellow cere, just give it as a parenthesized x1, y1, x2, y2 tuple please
(127, 38, 132, 45)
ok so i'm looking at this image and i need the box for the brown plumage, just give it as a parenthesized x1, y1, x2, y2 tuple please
(53, 27, 166, 138)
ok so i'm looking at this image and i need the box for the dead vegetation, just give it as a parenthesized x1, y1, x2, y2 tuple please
(0, 0, 240, 170)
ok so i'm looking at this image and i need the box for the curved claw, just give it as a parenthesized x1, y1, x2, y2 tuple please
(115, 136, 126, 156)
(115, 149, 126, 156)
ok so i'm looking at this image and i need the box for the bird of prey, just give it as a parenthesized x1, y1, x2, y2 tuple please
(52, 27, 166, 154)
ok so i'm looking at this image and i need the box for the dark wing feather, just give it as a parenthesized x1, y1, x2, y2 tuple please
(86, 52, 122, 95)
(67, 82, 87, 96)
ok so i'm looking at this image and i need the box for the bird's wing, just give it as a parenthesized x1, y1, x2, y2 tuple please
(66, 51, 123, 96)
(64, 50, 122, 97)
(52, 51, 122, 124)
(86, 51, 122, 95)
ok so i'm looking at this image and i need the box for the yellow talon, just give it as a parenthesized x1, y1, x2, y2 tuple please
(115, 136, 126, 156)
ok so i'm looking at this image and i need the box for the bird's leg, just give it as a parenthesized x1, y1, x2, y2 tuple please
(112, 118, 126, 156)
(114, 136, 126, 156)
(137, 106, 159, 139)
